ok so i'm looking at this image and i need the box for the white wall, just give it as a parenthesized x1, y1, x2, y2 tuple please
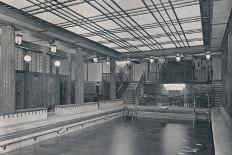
(87, 63, 102, 81)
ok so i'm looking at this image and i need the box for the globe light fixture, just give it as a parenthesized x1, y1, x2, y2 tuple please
(15, 34, 22, 45)
(126, 58, 131, 65)
(206, 52, 211, 60)
(50, 44, 57, 53)
(24, 55, 31, 62)
(150, 57, 154, 63)
(93, 57, 98, 63)
(176, 54, 181, 62)
(54, 60, 61, 67)
(106, 57, 110, 66)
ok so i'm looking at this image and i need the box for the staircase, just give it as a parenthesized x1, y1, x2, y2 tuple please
(121, 82, 138, 104)
(211, 80, 222, 106)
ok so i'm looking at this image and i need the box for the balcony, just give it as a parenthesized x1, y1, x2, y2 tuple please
(146, 70, 212, 84)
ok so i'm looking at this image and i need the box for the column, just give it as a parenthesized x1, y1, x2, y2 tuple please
(0, 25, 16, 114)
(227, 31, 232, 108)
(75, 48, 84, 104)
(41, 50, 47, 107)
(109, 59, 116, 100)
(67, 53, 72, 104)
(128, 64, 133, 82)
(23, 51, 29, 109)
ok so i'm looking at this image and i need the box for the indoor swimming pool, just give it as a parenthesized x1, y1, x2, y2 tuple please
(5, 118, 214, 155)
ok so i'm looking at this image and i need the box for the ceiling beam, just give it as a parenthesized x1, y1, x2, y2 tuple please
(0, 2, 120, 58)
(19, 41, 95, 61)
(120, 45, 220, 59)
(19, 41, 68, 59)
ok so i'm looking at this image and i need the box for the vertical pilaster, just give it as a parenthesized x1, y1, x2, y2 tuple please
(41, 50, 47, 107)
(0, 25, 16, 114)
(49, 56, 53, 74)
(128, 64, 133, 82)
(67, 53, 72, 104)
(75, 48, 84, 104)
(227, 32, 232, 109)
(109, 59, 116, 100)
(221, 52, 227, 107)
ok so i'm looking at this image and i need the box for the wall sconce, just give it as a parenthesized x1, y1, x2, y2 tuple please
(50, 44, 57, 53)
(176, 54, 181, 62)
(206, 52, 211, 60)
(106, 57, 110, 66)
(126, 58, 131, 65)
(93, 57, 98, 63)
(150, 57, 154, 63)
(15, 34, 22, 45)
(24, 55, 31, 63)
(54, 60, 61, 67)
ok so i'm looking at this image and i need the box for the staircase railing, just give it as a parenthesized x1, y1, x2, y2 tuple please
(133, 72, 146, 105)
(116, 74, 129, 99)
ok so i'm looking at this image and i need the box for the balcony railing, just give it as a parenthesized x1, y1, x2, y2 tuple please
(133, 72, 146, 105)
(146, 70, 212, 83)
(102, 73, 127, 82)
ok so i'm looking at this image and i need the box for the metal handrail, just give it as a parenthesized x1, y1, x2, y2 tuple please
(133, 72, 146, 105)
(116, 74, 129, 99)
(117, 74, 129, 92)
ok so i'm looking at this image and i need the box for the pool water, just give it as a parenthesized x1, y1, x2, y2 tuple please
(7, 118, 214, 155)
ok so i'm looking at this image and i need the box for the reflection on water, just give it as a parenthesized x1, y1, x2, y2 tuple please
(111, 125, 135, 155)
(162, 124, 187, 155)
(7, 118, 214, 155)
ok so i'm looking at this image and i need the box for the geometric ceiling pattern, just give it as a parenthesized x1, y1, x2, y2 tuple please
(1, 0, 203, 53)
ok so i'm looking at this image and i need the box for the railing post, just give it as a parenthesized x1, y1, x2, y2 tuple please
(133, 88, 135, 105)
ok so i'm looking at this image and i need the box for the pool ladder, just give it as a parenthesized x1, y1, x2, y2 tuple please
(121, 105, 138, 120)
(192, 98, 211, 121)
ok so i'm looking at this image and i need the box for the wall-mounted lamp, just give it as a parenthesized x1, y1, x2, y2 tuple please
(150, 57, 154, 63)
(24, 55, 31, 63)
(54, 60, 61, 67)
(50, 44, 57, 53)
(206, 52, 211, 60)
(15, 34, 22, 45)
(176, 54, 181, 62)
(126, 58, 131, 65)
(106, 61, 110, 66)
(106, 57, 110, 66)
(93, 57, 98, 63)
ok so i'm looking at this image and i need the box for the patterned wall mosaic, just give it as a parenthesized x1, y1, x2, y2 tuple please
(15, 47, 66, 74)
